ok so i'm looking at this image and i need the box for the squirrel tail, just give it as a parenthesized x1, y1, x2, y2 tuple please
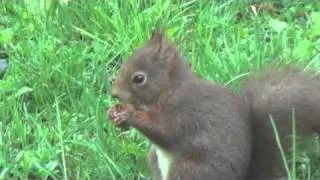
(241, 66, 320, 179)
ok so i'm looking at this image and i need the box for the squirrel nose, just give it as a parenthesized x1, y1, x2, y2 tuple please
(111, 86, 120, 99)
(111, 91, 118, 99)
(110, 76, 119, 98)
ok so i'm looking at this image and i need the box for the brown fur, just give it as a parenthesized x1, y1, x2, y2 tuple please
(108, 31, 320, 180)
(242, 67, 320, 179)
(109, 31, 251, 180)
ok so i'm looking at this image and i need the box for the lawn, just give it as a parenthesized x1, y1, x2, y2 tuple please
(0, 0, 320, 179)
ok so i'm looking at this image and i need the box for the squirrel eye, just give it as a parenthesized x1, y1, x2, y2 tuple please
(131, 71, 147, 86)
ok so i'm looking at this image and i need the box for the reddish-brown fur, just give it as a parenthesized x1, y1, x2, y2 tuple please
(108, 31, 251, 180)
(107, 31, 320, 180)
(242, 67, 320, 179)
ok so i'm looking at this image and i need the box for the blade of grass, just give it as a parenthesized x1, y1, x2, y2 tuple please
(54, 96, 68, 180)
(269, 114, 292, 180)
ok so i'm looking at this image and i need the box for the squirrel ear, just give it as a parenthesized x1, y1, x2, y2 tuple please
(149, 29, 164, 46)
(148, 29, 172, 56)
(147, 28, 176, 62)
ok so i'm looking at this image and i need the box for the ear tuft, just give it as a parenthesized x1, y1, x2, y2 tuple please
(149, 29, 165, 44)
(147, 28, 176, 62)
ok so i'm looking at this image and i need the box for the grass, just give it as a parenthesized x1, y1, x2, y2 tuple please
(0, 0, 320, 179)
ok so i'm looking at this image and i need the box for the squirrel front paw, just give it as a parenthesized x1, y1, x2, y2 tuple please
(107, 104, 135, 129)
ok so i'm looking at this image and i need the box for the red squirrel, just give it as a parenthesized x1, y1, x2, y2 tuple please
(107, 30, 320, 180)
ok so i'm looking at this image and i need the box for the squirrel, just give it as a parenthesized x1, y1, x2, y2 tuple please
(107, 30, 320, 180)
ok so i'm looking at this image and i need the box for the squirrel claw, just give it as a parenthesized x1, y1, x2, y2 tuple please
(113, 112, 129, 125)
(113, 117, 124, 126)
(107, 104, 135, 128)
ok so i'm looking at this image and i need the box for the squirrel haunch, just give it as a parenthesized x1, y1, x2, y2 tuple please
(108, 30, 320, 180)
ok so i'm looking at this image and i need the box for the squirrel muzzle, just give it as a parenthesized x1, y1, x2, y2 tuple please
(111, 79, 131, 104)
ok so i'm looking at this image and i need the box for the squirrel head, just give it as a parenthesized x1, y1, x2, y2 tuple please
(111, 30, 193, 109)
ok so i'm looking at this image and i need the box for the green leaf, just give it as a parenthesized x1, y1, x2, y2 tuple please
(269, 19, 288, 33)
(0, 28, 14, 45)
(311, 12, 320, 36)
(311, 12, 320, 24)
(14, 86, 33, 98)
(293, 39, 314, 59)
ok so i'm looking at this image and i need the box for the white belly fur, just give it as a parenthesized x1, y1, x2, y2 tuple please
(155, 146, 172, 180)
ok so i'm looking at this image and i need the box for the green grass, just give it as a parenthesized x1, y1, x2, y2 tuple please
(0, 0, 320, 179)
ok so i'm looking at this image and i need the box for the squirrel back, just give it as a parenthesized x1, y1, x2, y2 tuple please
(242, 67, 320, 179)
